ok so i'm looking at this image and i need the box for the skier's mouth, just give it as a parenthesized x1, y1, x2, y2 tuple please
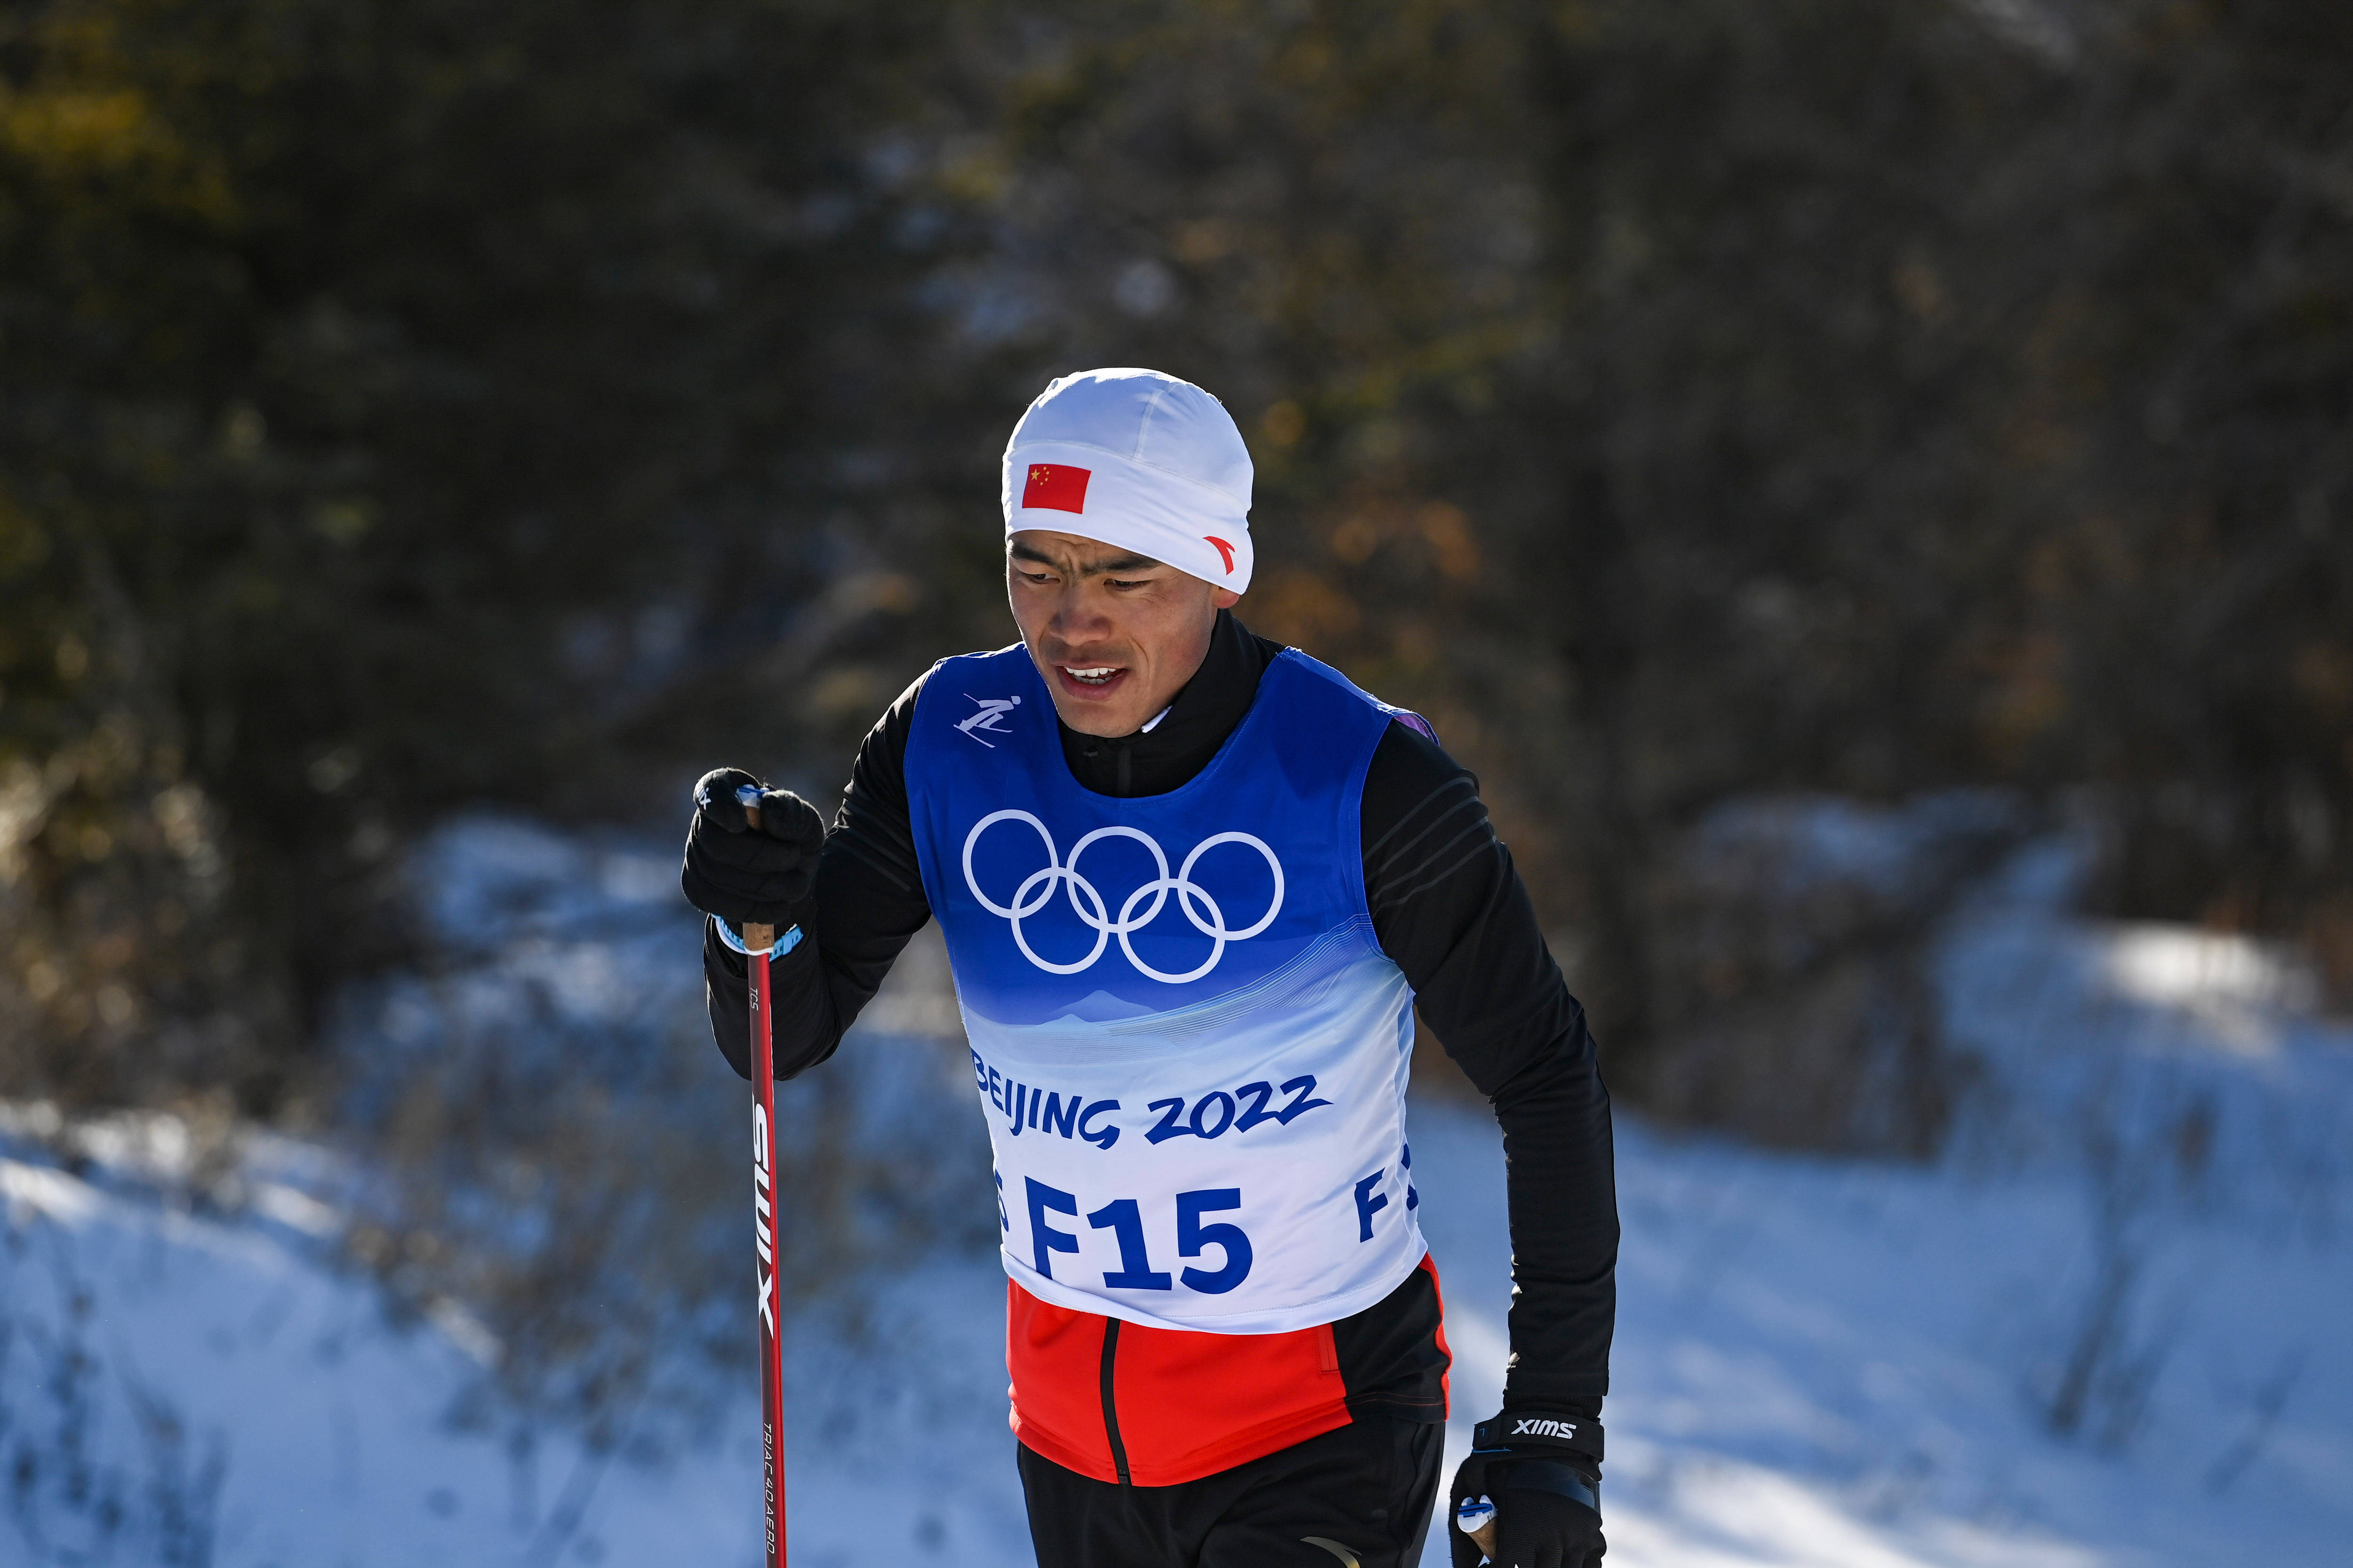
(1055, 663, 1130, 698)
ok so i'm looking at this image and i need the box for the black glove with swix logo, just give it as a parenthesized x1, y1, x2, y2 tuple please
(679, 767, 826, 929)
(1448, 1411, 1604, 1568)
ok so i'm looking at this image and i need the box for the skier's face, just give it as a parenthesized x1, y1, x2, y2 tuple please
(1008, 530, 1241, 737)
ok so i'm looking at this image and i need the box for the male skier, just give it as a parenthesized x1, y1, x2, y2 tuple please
(682, 368, 1617, 1568)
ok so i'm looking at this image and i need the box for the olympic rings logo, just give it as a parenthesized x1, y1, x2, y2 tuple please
(961, 810, 1285, 984)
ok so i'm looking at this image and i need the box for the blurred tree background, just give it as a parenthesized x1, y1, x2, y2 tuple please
(5, 0, 2349, 1149)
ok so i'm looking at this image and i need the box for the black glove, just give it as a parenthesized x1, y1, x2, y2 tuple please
(1448, 1411, 1604, 1568)
(680, 767, 826, 928)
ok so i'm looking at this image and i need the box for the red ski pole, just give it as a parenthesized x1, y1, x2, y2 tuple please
(738, 788, 789, 1568)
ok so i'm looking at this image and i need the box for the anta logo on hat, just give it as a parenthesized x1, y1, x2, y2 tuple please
(1022, 463, 1091, 514)
(1205, 536, 1236, 574)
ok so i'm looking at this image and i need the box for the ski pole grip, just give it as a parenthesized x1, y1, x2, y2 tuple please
(735, 782, 779, 955)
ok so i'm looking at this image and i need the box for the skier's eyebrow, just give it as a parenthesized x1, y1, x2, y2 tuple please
(1008, 543, 1165, 576)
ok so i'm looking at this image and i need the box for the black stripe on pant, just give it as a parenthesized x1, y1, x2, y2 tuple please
(1018, 1414, 1444, 1568)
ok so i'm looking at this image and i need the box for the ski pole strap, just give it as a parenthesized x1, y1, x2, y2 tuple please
(715, 918, 804, 960)
(1473, 1411, 1604, 1466)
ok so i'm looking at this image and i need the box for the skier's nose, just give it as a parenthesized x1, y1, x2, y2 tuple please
(1047, 584, 1114, 646)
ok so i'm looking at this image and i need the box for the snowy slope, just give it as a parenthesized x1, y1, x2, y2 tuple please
(1418, 1115, 2352, 1568)
(9, 1094, 2344, 1568)
(4, 818, 2347, 1567)
(8, 1091, 2342, 1567)
(0, 1111, 1032, 1567)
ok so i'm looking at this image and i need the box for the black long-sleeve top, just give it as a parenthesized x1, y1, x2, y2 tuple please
(704, 611, 1616, 1416)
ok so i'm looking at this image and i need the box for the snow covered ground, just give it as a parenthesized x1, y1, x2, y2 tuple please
(3, 815, 2347, 1567)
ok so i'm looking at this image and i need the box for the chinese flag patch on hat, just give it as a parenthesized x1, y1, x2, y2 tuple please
(1020, 462, 1091, 514)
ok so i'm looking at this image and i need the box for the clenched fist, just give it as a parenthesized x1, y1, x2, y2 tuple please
(679, 767, 826, 928)
(1449, 1412, 1604, 1568)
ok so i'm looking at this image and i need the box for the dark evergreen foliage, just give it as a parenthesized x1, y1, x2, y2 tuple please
(4, 0, 2347, 1143)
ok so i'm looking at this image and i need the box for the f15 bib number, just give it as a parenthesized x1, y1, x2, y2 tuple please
(1024, 1180, 1254, 1296)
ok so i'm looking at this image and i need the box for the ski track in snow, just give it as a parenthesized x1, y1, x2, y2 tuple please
(3, 816, 2348, 1567)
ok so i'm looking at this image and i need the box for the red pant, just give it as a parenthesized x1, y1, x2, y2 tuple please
(1007, 1254, 1449, 1486)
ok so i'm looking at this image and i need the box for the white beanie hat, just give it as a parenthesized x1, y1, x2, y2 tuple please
(1000, 368, 1255, 593)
